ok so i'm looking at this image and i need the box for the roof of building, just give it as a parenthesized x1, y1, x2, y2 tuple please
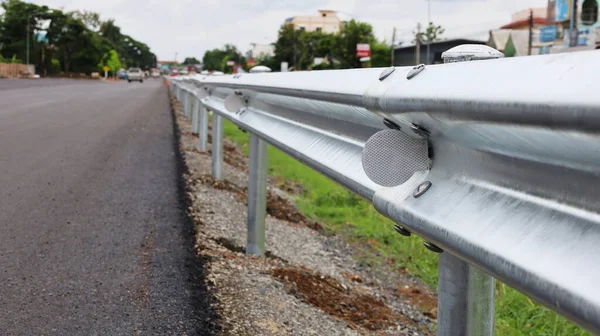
(501, 18, 547, 29)
(394, 38, 486, 50)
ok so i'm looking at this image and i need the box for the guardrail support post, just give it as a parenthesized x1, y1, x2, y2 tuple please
(185, 90, 192, 120)
(211, 113, 223, 179)
(246, 134, 267, 256)
(198, 106, 208, 152)
(191, 96, 199, 134)
(437, 253, 495, 336)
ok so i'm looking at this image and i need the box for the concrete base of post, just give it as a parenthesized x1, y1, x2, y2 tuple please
(437, 252, 495, 336)
(246, 134, 267, 256)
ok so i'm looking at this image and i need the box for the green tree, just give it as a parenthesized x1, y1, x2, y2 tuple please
(270, 19, 378, 71)
(0, 0, 155, 75)
(202, 44, 245, 73)
(370, 40, 391, 67)
(71, 10, 101, 31)
(415, 22, 445, 44)
(99, 49, 121, 75)
(336, 20, 375, 69)
(182, 57, 200, 65)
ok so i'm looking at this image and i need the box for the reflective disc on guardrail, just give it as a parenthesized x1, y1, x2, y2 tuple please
(362, 130, 429, 187)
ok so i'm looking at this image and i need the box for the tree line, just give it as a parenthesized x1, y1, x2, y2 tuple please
(0, 0, 156, 76)
(197, 19, 448, 73)
(200, 19, 392, 73)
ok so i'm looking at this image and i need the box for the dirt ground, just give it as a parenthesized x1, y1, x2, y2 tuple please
(169, 89, 437, 335)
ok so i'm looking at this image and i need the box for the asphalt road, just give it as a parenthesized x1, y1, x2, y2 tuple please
(0, 78, 219, 335)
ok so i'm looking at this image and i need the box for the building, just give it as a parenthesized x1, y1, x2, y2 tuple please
(491, 1, 600, 55)
(393, 39, 486, 66)
(284, 10, 341, 34)
(246, 43, 275, 60)
(504, 30, 542, 56)
(500, 8, 548, 30)
(487, 29, 512, 52)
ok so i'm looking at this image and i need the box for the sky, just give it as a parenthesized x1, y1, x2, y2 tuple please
(27, 0, 549, 61)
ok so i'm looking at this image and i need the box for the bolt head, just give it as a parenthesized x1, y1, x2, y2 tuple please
(379, 67, 395, 81)
(413, 181, 432, 198)
(406, 64, 425, 80)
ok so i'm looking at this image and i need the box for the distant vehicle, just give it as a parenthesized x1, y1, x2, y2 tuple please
(117, 70, 127, 80)
(126, 68, 143, 83)
(151, 70, 160, 79)
(179, 69, 189, 76)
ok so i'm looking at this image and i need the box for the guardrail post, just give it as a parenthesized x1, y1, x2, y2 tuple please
(246, 134, 267, 256)
(243, 65, 271, 256)
(191, 95, 199, 134)
(185, 90, 192, 120)
(211, 113, 223, 179)
(437, 253, 495, 336)
(434, 44, 502, 336)
(198, 105, 208, 152)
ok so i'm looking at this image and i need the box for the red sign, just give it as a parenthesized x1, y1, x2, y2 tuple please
(356, 43, 371, 58)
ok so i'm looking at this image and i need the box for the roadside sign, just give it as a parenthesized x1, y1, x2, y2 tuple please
(356, 43, 371, 58)
(540, 26, 557, 42)
(226, 60, 235, 66)
(103, 66, 110, 72)
(555, 0, 572, 22)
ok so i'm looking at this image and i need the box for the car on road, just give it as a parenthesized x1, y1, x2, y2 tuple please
(127, 68, 144, 83)
(151, 70, 160, 79)
(117, 69, 128, 80)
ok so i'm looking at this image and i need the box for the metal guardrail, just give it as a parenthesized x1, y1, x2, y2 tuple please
(169, 45, 600, 335)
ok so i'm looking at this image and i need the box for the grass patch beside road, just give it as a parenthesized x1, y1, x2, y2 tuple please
(222, 119, 590, 336)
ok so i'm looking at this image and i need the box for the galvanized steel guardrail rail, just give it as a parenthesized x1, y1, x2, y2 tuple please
(169, 45, 600, 335)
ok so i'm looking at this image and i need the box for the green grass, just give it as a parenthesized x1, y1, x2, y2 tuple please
(222, 120, 590, 336)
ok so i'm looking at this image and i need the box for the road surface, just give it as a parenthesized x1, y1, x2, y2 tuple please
(0, 78, 218, 335)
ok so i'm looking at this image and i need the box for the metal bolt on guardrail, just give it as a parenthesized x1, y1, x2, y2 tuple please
(168, 46, 600, 335)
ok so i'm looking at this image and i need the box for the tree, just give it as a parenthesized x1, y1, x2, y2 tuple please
(202, 44, 245, 73)
(182, 57, 200, 65)
(71, 10, 101, 31)
(99, 49, 121, 75)
(415, 22, 445, 44)
(370, 40, 391, 67)
(0, 0, 156, 75)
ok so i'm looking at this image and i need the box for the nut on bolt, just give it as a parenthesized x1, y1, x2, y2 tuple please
(424, 241, 443, 253)
(393, 225, 411, 237)
(383, 118, 401, 130)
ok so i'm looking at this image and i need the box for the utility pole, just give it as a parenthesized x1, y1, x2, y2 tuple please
(391, 27, 396, 66)
(416, 23, 421, 65)
(569, 0, 579, 47)
(426, 0, 431, 64)
(528, 9, 533, 55)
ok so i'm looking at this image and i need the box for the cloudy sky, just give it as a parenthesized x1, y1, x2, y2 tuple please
(28, 0, 548, 61)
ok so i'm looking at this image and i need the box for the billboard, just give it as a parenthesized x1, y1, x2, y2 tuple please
(356, 43, 371, 58)
(555, 0, 572, 22)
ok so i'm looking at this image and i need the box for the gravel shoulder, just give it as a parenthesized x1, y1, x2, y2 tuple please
(169, 90, 436, 336)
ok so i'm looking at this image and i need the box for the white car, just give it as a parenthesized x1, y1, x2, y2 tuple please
(127, 68, 144, 83)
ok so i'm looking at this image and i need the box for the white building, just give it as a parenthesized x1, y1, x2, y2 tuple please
(246, 43, 275, 60)
(284, 10, 341, 34)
